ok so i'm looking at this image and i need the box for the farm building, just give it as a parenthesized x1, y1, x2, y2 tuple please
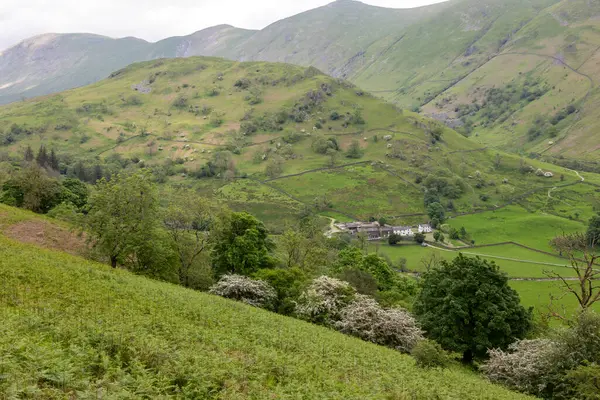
(393, 226, 413, 237)
(418, 224, 433, 233)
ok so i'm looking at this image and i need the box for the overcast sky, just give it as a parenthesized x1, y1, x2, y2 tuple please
(0, 0, 447, 51)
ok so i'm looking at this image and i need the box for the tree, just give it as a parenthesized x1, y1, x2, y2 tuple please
(433, 231, 442, 242)
(335, 247, 396, 291)
(420, 252, 442, 272)
(163, 190, 213, 287)
(325, 147, 338, 167)
(253, 267, 309, 315)
(336, 295, 423, 353)
(549, 232, 600, 312)
(61, 178, 88, 209)
(388, 233, 401, 245)
(414, 233, 426, 244)
(295, 276, 357, 326)
(85, 170, 159, 268)
(35, 145, 49, 168)
(211, 211, 275, 276)
(339, 269, 378, 296)
(265, 157, 284, 178)
(24, 146, 34, 162)
(1, 165, 62, 213)
(280, 218, 332, 272)
(280, 229, 305, 269)
(427, 202, 445, 224)
(346, 140, 363, 159)
(586, 214, 600, 246)
(49, 149, 59, 171)
(414, 254, 532, 363)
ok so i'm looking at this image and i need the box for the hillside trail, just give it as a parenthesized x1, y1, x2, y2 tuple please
(324, 217, 341, 238)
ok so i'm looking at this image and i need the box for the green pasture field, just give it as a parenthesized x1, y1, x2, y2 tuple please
(447, 205, 585, 252)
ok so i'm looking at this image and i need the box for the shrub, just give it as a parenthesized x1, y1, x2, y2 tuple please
(483, 312, 600, 398)
(295, 276, 356, 326)
(253, 268, 309, 316)
(336, 296, 423, 353)
(388, 234, 401, 245)
(412, 339, 450, 369)
(172, 95, 188, 109)
(482, 339, 558, 395)
(209, 274, 277, 310)
(566, 364, 600, 400)
(346, 140, 363, 159)
(312, 136, 339, 154)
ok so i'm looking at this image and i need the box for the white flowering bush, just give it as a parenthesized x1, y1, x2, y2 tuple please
(336, 295, 423, 353)
(209, 274, 277, 310)
(481, 339, 558, 395)
(295, 276, 356, 326)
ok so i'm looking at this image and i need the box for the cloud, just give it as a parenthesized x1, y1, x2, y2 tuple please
(0, 0, 447, 51)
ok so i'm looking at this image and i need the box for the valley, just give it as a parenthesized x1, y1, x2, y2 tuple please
(2, 0, 600, 398)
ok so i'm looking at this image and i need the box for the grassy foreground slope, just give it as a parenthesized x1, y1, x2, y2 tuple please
(0, 236, 529, 398)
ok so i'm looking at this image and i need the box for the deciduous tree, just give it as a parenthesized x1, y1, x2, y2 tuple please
(163, 190, 213, 287)
(414, 254, 532, 363)
(211, 211, 275, 276)
(85, 170, 159, 268)
(549, 232, 600, 312)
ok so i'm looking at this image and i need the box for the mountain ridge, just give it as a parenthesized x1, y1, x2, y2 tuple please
(5, 0, 600, 160)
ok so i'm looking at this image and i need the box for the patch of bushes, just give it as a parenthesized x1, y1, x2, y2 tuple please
(172, 95, 188, 109)
(209, 274, 277, 310)
(482, 309, 600, 399)
(295, 276, 356, 326)
(336, 295, 423, 353)
(312, 136, 339, 154)
(411, 339, 450, 369)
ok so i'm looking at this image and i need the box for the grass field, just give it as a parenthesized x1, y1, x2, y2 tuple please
(509, 280, 600, 317)
(366, 241, 589, 318)
(369, 243, 576, 279)
(0, 235, 531, 399)
(447, 205, 585, 252)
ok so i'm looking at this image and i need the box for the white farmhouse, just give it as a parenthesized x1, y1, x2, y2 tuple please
(393, 226, 413, 237)
(418, 224, 433, 233)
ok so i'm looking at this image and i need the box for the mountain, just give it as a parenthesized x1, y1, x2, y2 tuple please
(233, 0, 449, 76)
(0, 56, 582, 232)
(0, 0, 443, 106)
(3, 0, 600, 159)
(0, 26, 256, 105)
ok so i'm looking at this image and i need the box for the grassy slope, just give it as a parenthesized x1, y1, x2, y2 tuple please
(234, 0, 449, 76)
(0, 27, 256, 105)
(0, 223, 529, 399)
(0, 56, 586, 231)
(420, 0, 600, 158)
(4, 0, 600, 160)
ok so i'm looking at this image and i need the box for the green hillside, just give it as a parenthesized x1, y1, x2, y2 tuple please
(0, 26, 255, 105)
(0, 56, 585, 231)
(419, 0, 600, 159)
(4, 0, 600, 160)
(0, 209, 530, 398)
